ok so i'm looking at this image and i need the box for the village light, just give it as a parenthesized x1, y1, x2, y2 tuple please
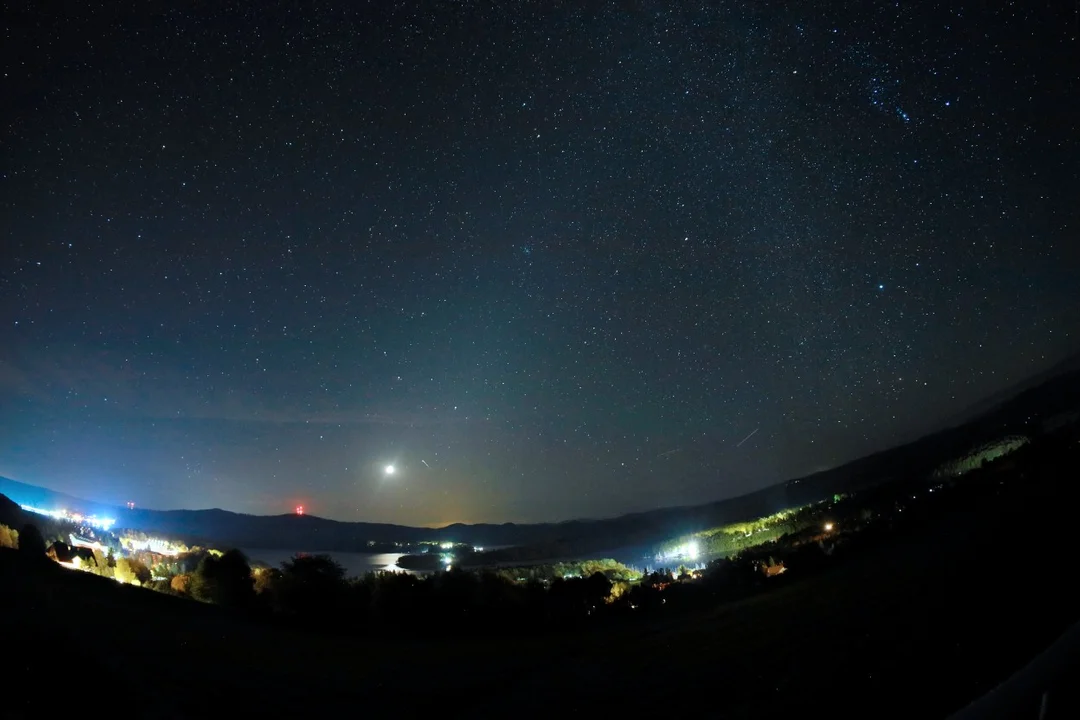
(686, 540, 700, 560)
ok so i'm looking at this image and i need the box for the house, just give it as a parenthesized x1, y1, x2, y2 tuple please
(46, 541, 97, 570)
(70, 533, 107, 554)
(761, 560, 787, 577)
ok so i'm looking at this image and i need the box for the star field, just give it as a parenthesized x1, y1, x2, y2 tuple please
(2, 2, 1078, 525)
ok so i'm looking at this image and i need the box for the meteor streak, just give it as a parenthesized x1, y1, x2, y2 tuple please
(736, 428, 759, 447)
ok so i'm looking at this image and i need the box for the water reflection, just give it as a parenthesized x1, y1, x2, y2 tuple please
(241, 549, 421, 577)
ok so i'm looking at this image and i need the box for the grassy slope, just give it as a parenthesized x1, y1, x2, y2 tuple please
(4, 457, 1079, 719)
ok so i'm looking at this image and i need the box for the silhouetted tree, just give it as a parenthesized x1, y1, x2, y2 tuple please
(430, 567, 480, 626)
(18, 523, 46, 558)
(585, 571, 613, 606)
(548, 576, 599, 621)
(253, 566, 281, 596)
(475, 571, 527, 625)
(523, 578, 547, 613)
(625, 582, 662, 611)
(276, 554, 349, 622)
(190, 549, 256, 609)
(281, 553, 346, 585)
(369, 571, 424, 624)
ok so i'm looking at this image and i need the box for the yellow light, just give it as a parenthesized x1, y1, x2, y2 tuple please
(824, 522, 834, 532)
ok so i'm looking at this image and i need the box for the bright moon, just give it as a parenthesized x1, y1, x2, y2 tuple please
(384, 464, 396, 476)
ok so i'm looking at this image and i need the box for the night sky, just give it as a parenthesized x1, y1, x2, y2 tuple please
(2, 2, 1078, 526)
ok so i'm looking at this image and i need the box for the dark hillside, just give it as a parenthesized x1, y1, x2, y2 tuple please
(4, 429, 1080, 718)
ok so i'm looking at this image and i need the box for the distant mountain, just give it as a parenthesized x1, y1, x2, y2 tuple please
(933, 352, 1080, 433)
(4, 366, 1079, 557)
(0, 475, 546, 549)
(0, 479, 117, 520)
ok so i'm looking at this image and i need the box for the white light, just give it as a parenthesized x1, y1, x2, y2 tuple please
(384, 464, 396, 476)
(686, 540, 700, 561)
(20, 504, 115, 532)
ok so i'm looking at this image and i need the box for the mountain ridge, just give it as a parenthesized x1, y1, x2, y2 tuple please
(932, 351, 1080, 433)
(3, 363, 1079, 555)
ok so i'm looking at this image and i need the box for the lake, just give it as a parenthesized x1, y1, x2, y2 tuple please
(241, 548, 418, 577)
(240, 545, 659, 578)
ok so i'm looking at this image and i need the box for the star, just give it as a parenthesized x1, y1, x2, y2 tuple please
(0, 2, 1073, 526)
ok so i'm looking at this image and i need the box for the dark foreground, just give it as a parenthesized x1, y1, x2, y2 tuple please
(4, 454, 1080, 718)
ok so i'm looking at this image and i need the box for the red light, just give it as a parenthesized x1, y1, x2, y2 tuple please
(295, 505, 304, 516)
